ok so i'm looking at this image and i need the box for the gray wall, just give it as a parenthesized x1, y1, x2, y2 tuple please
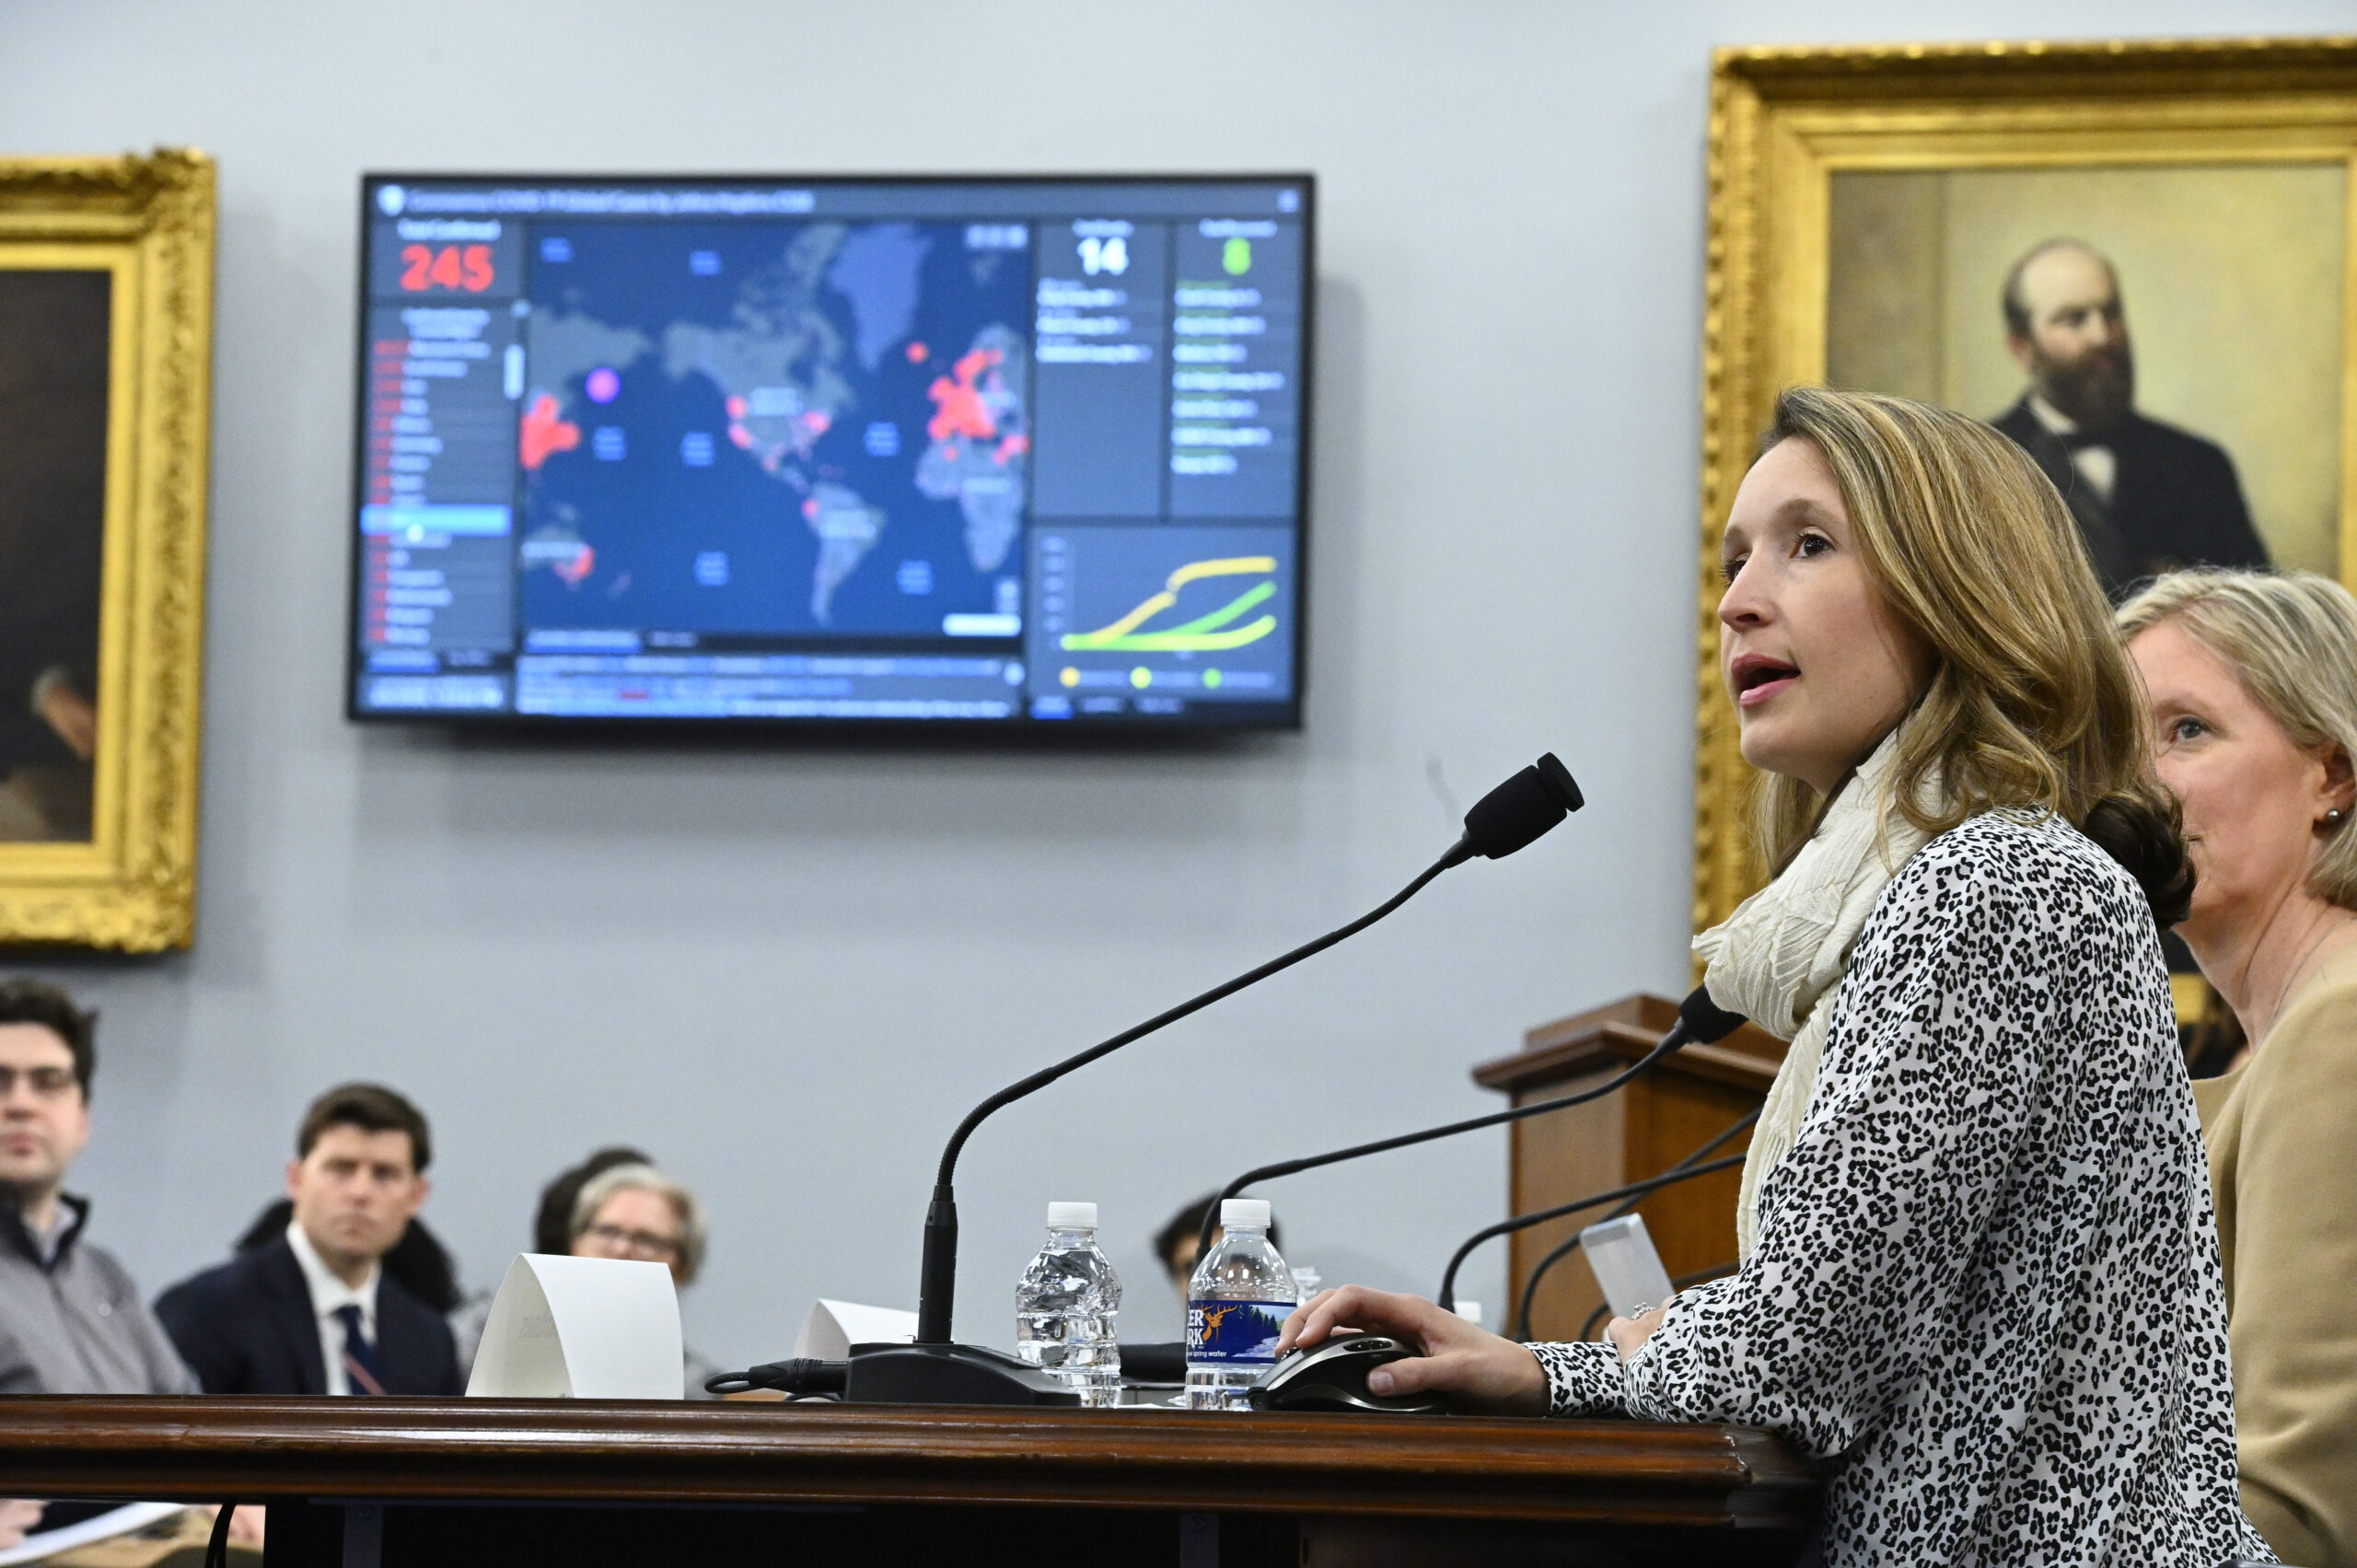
(2, 0, 2341, 1366)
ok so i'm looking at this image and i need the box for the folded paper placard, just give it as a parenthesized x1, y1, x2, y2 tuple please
(791, 1298, 919, 1360)
(467, 1254, 683, 1400)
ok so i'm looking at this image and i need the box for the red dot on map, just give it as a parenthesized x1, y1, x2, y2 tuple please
(585, 367, 621, 404)
(906, 342, 928, 363)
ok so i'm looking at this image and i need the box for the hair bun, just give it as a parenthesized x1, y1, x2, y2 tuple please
(2081, 789, 2195, 928)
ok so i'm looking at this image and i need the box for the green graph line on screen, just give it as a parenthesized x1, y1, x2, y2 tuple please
(1060, 555, 1280, 653)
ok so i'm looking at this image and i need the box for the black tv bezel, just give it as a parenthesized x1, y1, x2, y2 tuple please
(343, 170, 1316, 738)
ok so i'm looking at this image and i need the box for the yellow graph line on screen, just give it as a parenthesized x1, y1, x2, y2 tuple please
(1061, 556, 1280, 653)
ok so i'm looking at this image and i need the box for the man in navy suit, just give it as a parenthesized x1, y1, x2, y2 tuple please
(156, 1084, 462, 1397)
(1989, 238, 2270, 598)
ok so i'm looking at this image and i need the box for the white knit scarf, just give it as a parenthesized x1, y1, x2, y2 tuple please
(1694, 725, 1935, 1258)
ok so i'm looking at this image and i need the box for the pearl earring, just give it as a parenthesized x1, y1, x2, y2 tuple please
(2329, 808, 2347, 826)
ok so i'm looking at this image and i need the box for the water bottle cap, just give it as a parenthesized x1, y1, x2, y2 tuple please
(1046, 1201, 1097, 1229)
(1220, 1198, 1271, 1231)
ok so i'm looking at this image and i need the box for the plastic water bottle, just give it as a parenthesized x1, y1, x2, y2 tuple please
(1014, 1202, 1122, 1406)
(1185, 1198, 1297, 1411)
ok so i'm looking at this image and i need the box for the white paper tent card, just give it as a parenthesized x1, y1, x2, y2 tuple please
(792, 1298, 919, 1359)
(467, 1254, 683, 1400)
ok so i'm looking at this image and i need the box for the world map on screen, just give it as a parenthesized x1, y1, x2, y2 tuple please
(513, 220, 1030, 637)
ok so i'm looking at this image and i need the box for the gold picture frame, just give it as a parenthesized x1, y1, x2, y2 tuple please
(1695, 38, 2357, 939)
(0, 151, 213, 949)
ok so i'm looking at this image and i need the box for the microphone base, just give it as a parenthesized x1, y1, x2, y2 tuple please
(842, 1342, 1083, 1407)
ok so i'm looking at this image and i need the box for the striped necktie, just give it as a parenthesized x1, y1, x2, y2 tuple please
(333, 1304, 387, 1397)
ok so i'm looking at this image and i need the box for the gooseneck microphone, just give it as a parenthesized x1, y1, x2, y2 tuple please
(748, 753, 1584, 1405)
(1431, 1102, 1760, 1318)
(1195, 986, 1749, 1266)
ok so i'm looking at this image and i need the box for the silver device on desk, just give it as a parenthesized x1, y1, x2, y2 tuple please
(1578, 1214, 1678, 1319)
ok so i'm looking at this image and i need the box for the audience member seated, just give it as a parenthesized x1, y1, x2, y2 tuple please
(568, 1162, 718, 1400)
(2123, 567, 2357, 1568)
(1153, 1192, 1280, 1298)
(0, 980, 196, 1552)
(448, 1144, 649, 1373)
(155, 1084, 462, 1396)
(0, 980, 194, 1397)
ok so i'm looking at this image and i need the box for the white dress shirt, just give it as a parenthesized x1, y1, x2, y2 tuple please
(284, 1221, 379, 1397)
(2026, 393, 2119, 502)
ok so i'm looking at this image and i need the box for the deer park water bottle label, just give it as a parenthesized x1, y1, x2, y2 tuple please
(1186, 1300, 1295, 1365)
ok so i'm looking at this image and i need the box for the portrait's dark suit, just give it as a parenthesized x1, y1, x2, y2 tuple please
(1993, 398, 2270, 597)
(152, 1234, 464, 1397)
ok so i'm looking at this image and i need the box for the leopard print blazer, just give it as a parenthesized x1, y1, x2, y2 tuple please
(1532, 812, 2273, 1565)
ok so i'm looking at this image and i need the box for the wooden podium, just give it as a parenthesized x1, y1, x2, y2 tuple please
(1473, 994, 1786, 1341)
(0, 1396, 1817, 1566)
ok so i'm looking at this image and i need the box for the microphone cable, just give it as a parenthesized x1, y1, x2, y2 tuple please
(203, 1505, 241, 1568)
(704, 1358, 849, 1398)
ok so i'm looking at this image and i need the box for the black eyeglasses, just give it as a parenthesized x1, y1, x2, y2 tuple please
(0, 1065, 79, 1100)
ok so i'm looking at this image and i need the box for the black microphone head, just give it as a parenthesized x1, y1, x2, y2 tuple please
(1460, 753, 1585, 860)
(1678, 985, 1748, 1045)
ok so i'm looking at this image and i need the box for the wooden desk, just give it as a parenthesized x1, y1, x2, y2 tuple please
(0, 1396, 1817, 1566)
(1475, 994, 1786, 1340)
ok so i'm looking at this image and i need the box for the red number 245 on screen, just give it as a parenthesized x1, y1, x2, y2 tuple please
(399, 243, 494, 293)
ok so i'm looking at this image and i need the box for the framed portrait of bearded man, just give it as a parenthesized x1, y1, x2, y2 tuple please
(0, 152, 213, 948)
(1694, 40, 2357, 978)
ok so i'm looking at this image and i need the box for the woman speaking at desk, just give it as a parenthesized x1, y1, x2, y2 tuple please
(1280, 388, 2269, 1564)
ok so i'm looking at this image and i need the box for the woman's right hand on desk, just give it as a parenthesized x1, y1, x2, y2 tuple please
(1276, 1285, 1550, 1416)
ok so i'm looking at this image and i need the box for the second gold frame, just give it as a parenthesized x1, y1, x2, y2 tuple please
(1696, 38, 2357, 938)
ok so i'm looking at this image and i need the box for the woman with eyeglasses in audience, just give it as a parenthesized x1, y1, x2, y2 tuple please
(569, 1162, 720, 1400)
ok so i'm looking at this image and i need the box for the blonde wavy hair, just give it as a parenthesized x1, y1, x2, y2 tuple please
(2117, 567, 2357, 910)
(1752, 388, 2190, 919)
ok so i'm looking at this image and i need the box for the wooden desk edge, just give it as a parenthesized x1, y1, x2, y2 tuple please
(0, 1398, 1817, 1529)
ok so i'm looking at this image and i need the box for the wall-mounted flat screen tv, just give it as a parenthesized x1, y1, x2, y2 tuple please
(347, 174, 1312, 729)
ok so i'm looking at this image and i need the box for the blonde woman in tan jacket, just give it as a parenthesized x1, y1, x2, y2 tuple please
(2124, 567, 2357, 1568)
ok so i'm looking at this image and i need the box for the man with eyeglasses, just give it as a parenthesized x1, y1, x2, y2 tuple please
(0, 980, 197, 1551)
(0, 979, 196, 1399)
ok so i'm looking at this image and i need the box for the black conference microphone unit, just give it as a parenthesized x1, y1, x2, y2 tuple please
(713, 753, 1584, 1405)
(1194, 985, 1747, 1267)
(1432, 1103, 1760, 1318)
